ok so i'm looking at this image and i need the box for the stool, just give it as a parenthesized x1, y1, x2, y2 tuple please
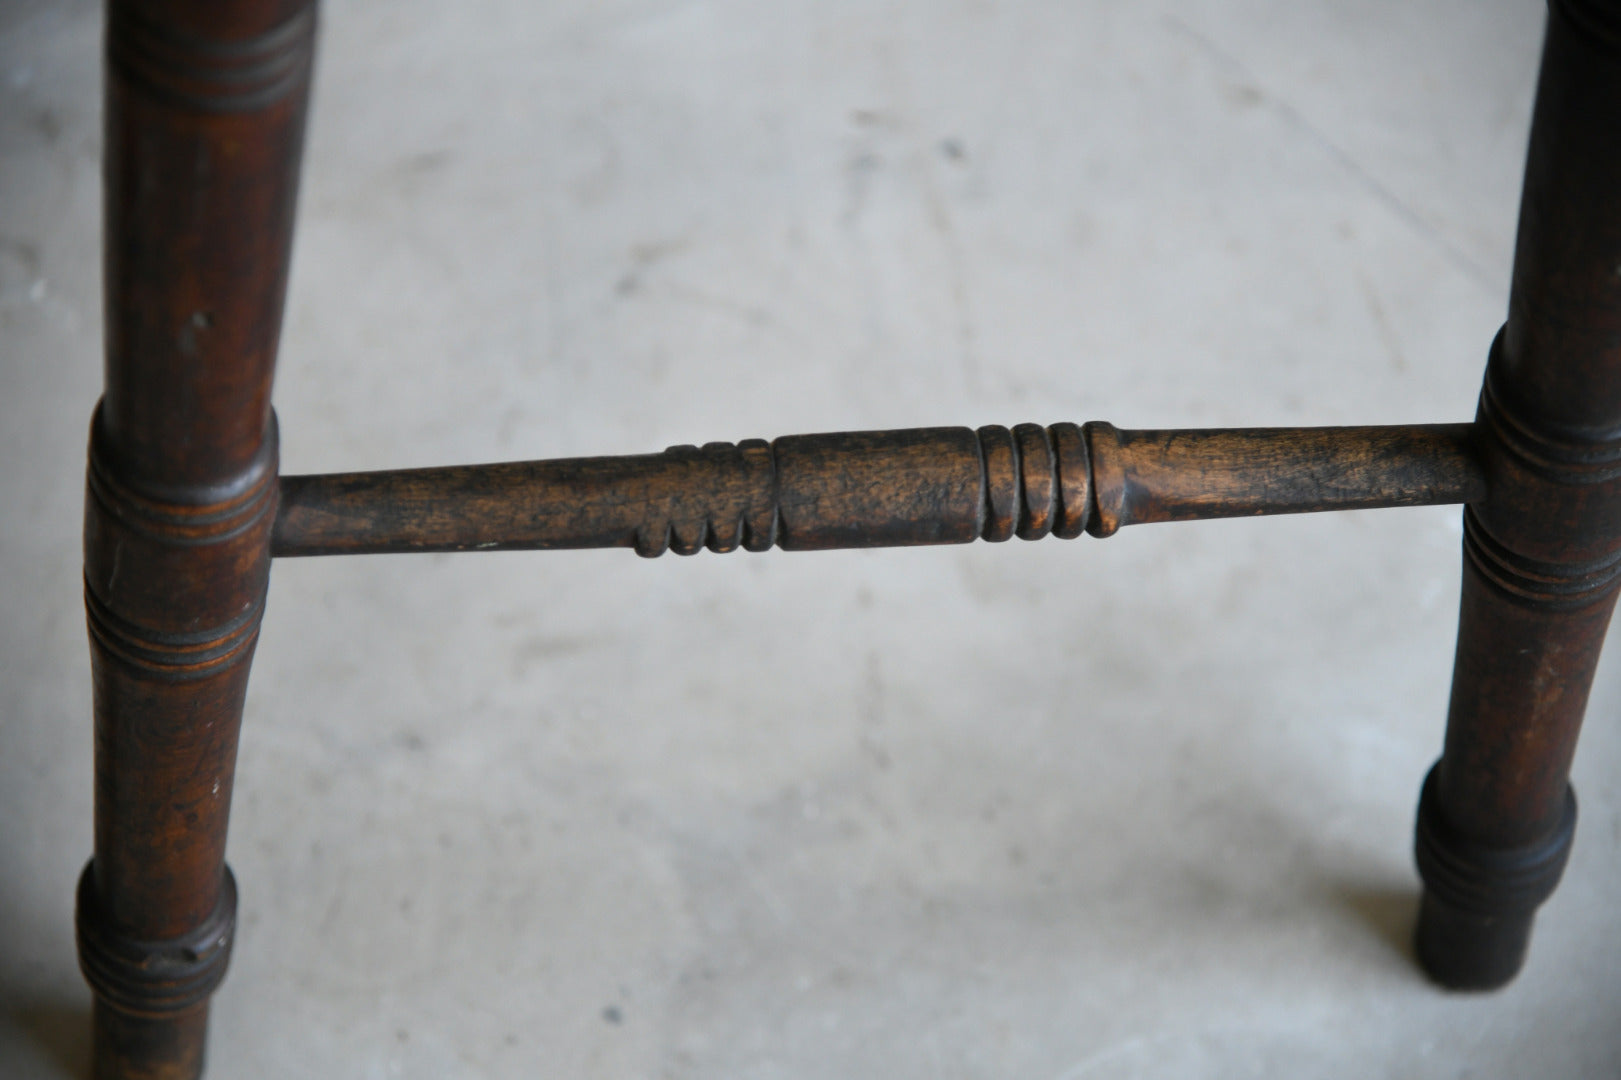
(76, 2, 1621, 1076)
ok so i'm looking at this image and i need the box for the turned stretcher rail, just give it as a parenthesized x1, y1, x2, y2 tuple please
(271, 421, 1484, 558)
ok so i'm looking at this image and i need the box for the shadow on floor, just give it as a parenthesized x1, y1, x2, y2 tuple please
(8, 1001, 91, 1080)
(1333, 881, 1419, 967)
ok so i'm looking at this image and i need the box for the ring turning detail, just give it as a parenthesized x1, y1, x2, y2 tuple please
(77, 0, 1621, 1075)
(271, 422, 1484, 558)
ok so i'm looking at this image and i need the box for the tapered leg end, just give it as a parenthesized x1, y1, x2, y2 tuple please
(92, 1000, 210, 1080)
(76, 861, 237, 1080)
(1414, 891, 1536, 991)
(1411, 764, 1576, 992)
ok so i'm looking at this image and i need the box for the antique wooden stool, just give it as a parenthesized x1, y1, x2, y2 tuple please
(77, 1, 1621, 1076)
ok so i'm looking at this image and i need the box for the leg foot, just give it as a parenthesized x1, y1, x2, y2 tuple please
(1412, 765, 1576, 990)
(91, 1003, 210, 1080)
(76, 862, 236, 1080)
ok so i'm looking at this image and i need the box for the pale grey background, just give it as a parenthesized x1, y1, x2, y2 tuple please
(3, 0, 1619, 1076)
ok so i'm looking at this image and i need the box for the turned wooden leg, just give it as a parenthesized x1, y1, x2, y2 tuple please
(1415, 0, 1621, 990)
(75, 2, 314, 1076)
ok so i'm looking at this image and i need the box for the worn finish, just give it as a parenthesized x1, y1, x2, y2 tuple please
(1413, 0, 1621, 990)
(74, 0, 1621, 1073)
(78, 1, 313, 1077)
(1082, 423, 1482, 537)
(270, 423, 1482, 558)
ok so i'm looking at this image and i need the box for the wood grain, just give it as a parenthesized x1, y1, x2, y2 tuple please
(271, 423, 1483, 558)
(1413, 0, 1621, 991)
(77, 0, 1621, 1071)
(79, 2, 314, 1077)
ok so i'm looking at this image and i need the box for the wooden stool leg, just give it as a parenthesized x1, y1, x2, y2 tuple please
(75, 3, 314, 1076)
(1415, 0, 1621, 990)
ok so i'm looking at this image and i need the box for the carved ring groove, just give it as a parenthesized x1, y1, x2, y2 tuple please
(76, 861, 237, 1017)
(84, 582, 264, 680)
(1414, 766, 1576, 916)
(1481, 334, 1621, 483)
(1462, 507, 1621, 607)
(108, 4, 316, 113)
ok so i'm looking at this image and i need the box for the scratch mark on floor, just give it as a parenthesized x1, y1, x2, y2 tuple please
(1163, 13, 1498, 297)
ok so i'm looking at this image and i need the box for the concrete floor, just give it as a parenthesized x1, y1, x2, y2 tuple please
(3, 0, 1620, 1076)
